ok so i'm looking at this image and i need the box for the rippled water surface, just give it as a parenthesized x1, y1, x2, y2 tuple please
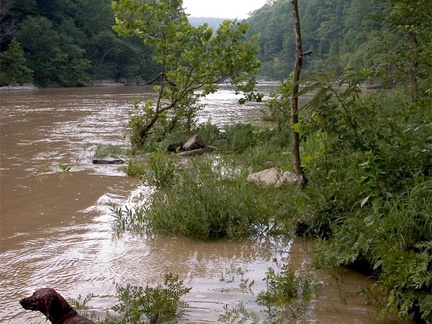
(0, 84, 408, 323)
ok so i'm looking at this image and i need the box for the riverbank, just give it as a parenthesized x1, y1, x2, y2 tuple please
(0, 80, 129, 91)
(0, 84, 38, 91)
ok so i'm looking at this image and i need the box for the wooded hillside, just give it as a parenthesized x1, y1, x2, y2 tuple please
(0, 0, 159, 86)
(1, 0, 431, 93)
(245, 0, 389, 79)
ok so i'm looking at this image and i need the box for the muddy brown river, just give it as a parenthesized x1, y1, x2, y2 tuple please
(0, 84, 408, 323)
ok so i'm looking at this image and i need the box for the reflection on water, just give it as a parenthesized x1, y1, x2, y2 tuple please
(0, 85, 407, 323)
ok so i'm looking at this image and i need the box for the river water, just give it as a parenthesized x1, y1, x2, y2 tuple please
(0, 84, 407, 323)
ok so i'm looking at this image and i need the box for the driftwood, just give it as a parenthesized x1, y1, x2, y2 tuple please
(177, 146, 216, 157)
(92, 157, 125, 164)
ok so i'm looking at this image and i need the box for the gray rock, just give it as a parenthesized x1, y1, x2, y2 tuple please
(177, 145, 216, 157)
(182, 134, 205, 151)
(247, 168, 298, 187)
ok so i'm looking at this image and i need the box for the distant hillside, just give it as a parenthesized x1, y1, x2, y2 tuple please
(188, 17, 231, 31)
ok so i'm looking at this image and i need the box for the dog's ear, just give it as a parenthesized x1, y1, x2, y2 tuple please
(42, 293, 70, 322)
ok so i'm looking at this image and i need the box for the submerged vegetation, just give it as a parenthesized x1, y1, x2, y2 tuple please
(69, 273, 191, 323)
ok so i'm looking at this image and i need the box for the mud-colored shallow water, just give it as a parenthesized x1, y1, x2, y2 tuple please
(0, 85, 408, 323)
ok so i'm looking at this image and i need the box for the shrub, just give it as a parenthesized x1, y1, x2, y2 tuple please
(98, 273, 190, 324)
(93, 144, 125, 159)
(145, 159, 273, 239)
(257, 266, 319, 322)
(144, 151, 177, 187)
(218, 123, 257, 153)
(118, 155, 296, 239)
(297, 73, 432, 322)
(123, 158, 147, 178)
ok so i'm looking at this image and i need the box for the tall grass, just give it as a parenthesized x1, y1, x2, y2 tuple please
(144, 157, 283, 239)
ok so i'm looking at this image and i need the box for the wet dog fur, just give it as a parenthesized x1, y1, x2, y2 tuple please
(20, 288, 159, 324)
(19, 288, 95, 324)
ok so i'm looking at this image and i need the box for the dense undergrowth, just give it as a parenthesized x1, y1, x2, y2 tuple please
(107, 73, 432, 322)
(294, 76, 432, 322)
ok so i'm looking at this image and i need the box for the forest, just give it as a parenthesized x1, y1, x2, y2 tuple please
(2, 0, 430, 88)
(1, 0, 431, 323)
(0, 0, 160, 86)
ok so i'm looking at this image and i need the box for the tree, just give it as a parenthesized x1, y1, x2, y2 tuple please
(0, 38, 33, 85)
(385, 0, 432, 102)
(112, 0, 261, 147)
(290, 0, 307, 188)
(15, 16, 90, 86)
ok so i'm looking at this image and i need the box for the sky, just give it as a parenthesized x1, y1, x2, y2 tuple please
(182, 0, 267, 19)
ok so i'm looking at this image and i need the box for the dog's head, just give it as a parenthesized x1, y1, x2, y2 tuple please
(20, 288, 74, 321)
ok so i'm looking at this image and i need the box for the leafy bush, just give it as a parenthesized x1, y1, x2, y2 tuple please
(219, 302, 260, 324)
(293, 72, 432, 322)
(144, 151, 177, 187)
(123, 158, 148, 178)
(257, 266, 318, 323)
(94, 144, 125, 159)
(98, 273, 190, 324)
(145, 158, 274, 239)
(313, 179, 432, 322)
(123, 151, 178, 188)
(115, 155, 296, 239)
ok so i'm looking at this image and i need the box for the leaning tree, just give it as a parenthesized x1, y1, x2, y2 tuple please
(112, 0, 261, 148)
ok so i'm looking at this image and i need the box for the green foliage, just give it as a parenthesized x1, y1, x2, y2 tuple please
(144, 151, 177, 188)
(68, 293, 93, 309)
(68, 294, 101, 321)
(194, 120, 221, 145)
(1, 0, 159, 86)
(58, 163, 71, 172)
(218, 123, 257, 153)
(262, 78, 293, 131)
(113, 153, 295, 239)
(219, 302, 260, 324)
(313, 180, 432, 322)
(290, 70, 432, 322)
(0, 38, 33, 86)
(123, 159, 148, 178)
(111, 205, 148, 234)
(127, 99, 156, 150)
(98, 273, 190, 324)
(383, 0, 432, 101)
(112, 0, 261, 146)
(257, 266, 318, 323)
(15, 16, 91, 86)
(245, 0, 388, 79)
(144, 157, 273, 239)
(94, 144, 125, 158)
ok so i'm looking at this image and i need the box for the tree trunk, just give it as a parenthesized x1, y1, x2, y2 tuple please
(138, 72, 167, 143)
(407, 32, 419, 103)
(291, 0, 307, 188)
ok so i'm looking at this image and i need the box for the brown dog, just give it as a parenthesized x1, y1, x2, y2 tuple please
(20, 288, 95, 324)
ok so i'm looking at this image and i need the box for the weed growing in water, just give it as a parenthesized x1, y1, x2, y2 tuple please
(123, 158, 147, 177)
(98, 273, 190, 324)
(94, 144, 125, 158)
(144, 151, 177, 187)
(68, 294, 98, 321)
(219, 302, 261, 324)
(257, 266, 319, 322)
(111, 205, 148, 235)
(144, 157, 279, 239)
(58, 163, 71, 172)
